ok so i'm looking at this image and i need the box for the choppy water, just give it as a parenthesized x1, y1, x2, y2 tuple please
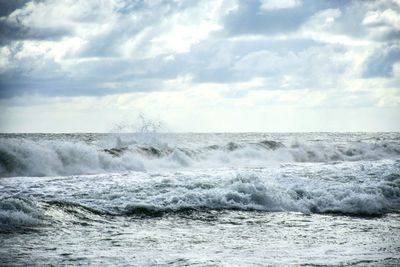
(1, 133, 400, 266)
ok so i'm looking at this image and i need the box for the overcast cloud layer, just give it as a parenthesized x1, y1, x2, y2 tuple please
(0, 0, 399, 132)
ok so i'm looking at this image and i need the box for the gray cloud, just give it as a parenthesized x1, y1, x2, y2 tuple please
(221, 0, 351, 37)
(0, 20, 70, 45)
(189, 38, 325, 84)
(0, 0, 70, 45)
(220, 0, 400, 44)
(222, 0, 312, 36)
(0, 75, 165, 98)
(0, 0, 398, 101)
(332, 0, 400, 43)
(0, 0, 30, 17)
(363, 44, 400, 78)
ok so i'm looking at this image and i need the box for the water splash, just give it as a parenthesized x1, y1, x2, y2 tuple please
(104, 114, 167, 149)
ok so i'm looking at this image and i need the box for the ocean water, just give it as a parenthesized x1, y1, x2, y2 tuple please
(0, 132, 399, 266)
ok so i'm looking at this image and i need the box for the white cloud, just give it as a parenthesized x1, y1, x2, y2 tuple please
(260, 0, 301, 11)
(363, 8, 400, 30)
(0, 0, 399, 132)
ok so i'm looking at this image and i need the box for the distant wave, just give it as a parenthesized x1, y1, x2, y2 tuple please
(1, 137, 399, 177)
(0, 138, 146, 177)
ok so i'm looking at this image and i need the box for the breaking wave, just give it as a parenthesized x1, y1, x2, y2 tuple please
(0, 198, 43, 231)
(0, 137, 399, 177)
(118, 172, 400, 217)
(2, 172, 399, 228)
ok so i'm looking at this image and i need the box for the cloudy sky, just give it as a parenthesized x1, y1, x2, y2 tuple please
(0, 0, 399, 132)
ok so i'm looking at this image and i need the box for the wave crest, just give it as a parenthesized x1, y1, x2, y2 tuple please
(1, 137, 399, 177)
(116, 172, 400, 217)
(0, 198, 43, 231)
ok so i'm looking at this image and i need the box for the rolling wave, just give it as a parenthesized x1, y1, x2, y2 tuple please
(1, 171, 399, 231)
(0, 137, 399, 177)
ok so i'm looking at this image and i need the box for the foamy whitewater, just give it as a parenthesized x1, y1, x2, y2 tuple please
(1, 132, 399, 266)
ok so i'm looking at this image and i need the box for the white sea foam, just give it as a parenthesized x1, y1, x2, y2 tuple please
(2, 164, 398, 217)
(1, 133, 399, 265)
(0, 198, 42, 231)
(0, 135, 399, 177)
(0, 138, 145, 177)
(118, 171, 400, 216)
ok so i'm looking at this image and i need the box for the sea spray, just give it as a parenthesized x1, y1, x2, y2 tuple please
(102, 114, 168, 149)
(1, 134, 399, 177)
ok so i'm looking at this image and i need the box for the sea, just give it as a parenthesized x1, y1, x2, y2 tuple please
(0, 132, 399, 266)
